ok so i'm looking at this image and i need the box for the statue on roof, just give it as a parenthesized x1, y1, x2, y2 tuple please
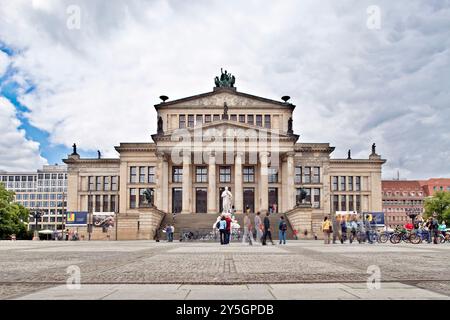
(371, 143, 376, 155)
(214, 68, 235, 88)
(71, 143, 78, 156)
(347, 149, 351, 159)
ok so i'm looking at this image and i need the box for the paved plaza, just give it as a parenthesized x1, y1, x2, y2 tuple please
(0, 240, 449, 300)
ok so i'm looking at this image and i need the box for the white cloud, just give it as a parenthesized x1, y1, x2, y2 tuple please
(0, 97, 47, 171)
(0, 0, 449, 178)
(0, 50, 9, 77)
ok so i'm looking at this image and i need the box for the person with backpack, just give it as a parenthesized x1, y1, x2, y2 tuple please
(278, 216, 287, 245)
(430, 215, 440, 244)
(217, 215, 227, 245)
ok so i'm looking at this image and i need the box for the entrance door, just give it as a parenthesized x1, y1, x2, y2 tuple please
(172, 188, 182, 214)
(243, 188, 255, 213)
(196, 188, 207, 213)
(268, 187, 278, 213)
(219, 187, 231, 213)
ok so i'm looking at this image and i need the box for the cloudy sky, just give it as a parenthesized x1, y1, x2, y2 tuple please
(0, 0, 449, 179)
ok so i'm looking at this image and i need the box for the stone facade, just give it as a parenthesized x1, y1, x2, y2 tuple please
(63, 80, 386, 240)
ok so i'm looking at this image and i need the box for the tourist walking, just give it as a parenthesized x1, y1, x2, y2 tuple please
(340, 218, 348, 244)
(218, 215, 227, 245)
(278, 216, 287, 245)
(242, 212, 253, 245)
(364, 215, 373, 244)
(321, 216, 332, 244)
(262, 211, 274, 245)
(348, 218, 358, 244)
(332, 215, 341, 244)
(254, 211, 263, 243)
(225, 214, 232, 244)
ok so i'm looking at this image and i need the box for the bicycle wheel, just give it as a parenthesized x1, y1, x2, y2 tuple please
(390, 234, 401, 244)
(379, 233, 389, 243)
(438, 235, 445, 244)
(409, 233, 421, 244)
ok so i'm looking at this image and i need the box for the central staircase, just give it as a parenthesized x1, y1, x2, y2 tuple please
(157, 212, 295, 241)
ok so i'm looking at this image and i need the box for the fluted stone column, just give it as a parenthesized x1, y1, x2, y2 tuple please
(181, 152, 191, 214)
(259, 151, 269, 212)
(286, 152, 295, 210)
(207, 153, 217, 214)
(234, 152, 244, 214)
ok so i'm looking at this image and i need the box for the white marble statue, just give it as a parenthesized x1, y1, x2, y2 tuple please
(221, 186, 233, 214)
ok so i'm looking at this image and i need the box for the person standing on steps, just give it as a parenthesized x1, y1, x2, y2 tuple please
(262, 211, 274, 245)
(278, 216, 287, 245)
(225, 214, 232, 244)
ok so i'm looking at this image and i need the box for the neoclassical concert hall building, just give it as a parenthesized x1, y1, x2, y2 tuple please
(64, 71, 386, 240)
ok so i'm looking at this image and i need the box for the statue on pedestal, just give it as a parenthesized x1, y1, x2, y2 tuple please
(221, 187, 233, 214)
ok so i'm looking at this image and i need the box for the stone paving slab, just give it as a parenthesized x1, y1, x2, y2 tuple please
(14, 283, 449, 300)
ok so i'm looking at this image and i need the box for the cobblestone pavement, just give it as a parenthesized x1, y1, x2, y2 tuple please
(0, 240, 449, 299)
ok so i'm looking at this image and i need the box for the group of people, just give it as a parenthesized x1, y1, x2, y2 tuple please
(402, 215, 447, 244)
(216, 211, 288, 245)
(321, 214, 373, 244)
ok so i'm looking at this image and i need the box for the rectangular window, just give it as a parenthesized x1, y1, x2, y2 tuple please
(256, 115, 263, 127)
(243, 166, 255, 183)
(103, 176, 110, 191)
(219, 166, 231, 183)
(305, 188, 311, 204)
(355, 176, 361, 191)
(333, 195, 339, 213)
(303, 167, 311, 183)
(356, 195, 361, 212)
(349, 195, 354, 211)
(88, 176, 94, 191)
(111, 176, 118, 191)
(264, 115, 271, 128)
(348, 176, 353, 191)
(296, 188, 304, 205)
(139, 189, 146, 207)
(129, 188, 137, 209)
(195, 166, 208, 183)
(312, 167, 320, 183)
(95, 195, 101, 212)
(179, 115, 186, 128)
(172, 167, 183, 183)
(130, 167, 137, 183)
(239, 114, 245, 123)
(230, 114, 237, 121)
(332, 176, 338, 191)
(111, 195, 116, 212)
(295, 167, 302, 184)
(148, 167, 155, 183)
(205, 115, 211, 123)
(340, 195, 346, 211)
(188, 115, 194, 127)
(340, 176, 346, 191)
(196, 114, 203, 125)
(96, 176, 102, 191)
(247, 115, 254, 125)
(313, 188, 320, 208)
(213, 114, 220, 122)
(103, 195, 109, 212)
(139, 167, 145, 183)
(268, 168, 278, 183)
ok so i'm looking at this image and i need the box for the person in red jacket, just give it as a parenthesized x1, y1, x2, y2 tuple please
(225, 214, 232, 244)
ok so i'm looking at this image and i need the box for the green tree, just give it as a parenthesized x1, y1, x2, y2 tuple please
(424, 191, 450, 222)
(0, 184, 30, 239)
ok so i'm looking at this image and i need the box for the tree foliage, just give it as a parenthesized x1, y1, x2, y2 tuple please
(424, 191, 450, 222)
(0, 184, 30, 239)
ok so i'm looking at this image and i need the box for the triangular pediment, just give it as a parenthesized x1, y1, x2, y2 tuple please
(155, 88, 295, 110)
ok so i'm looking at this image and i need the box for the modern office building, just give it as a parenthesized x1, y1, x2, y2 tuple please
(0, 165, 67, 231)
